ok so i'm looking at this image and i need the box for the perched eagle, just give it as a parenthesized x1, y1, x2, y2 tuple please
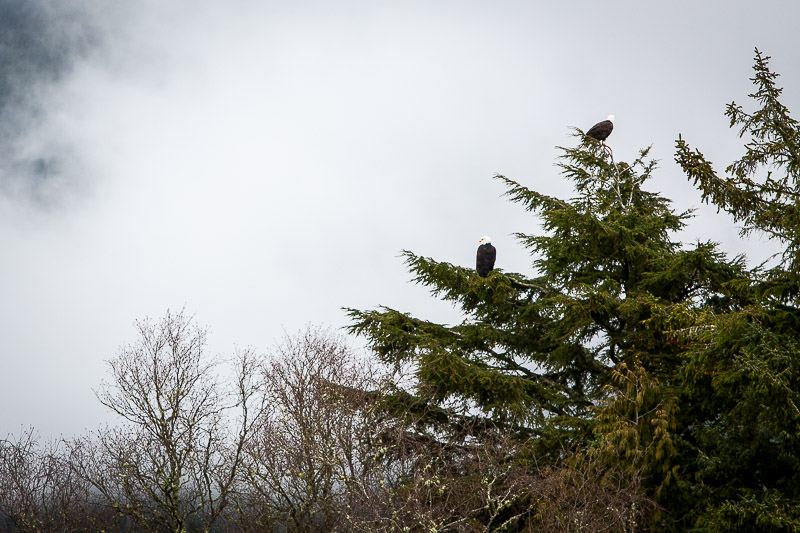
(585, 114, 615, 142)
(476, 236, 496, 277)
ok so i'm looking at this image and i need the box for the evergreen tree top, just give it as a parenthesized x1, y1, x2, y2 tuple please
(676, 47, 800, 275)
(348, 129, 745, 440)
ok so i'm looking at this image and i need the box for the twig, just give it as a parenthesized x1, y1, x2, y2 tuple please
(603, 144, 626, 208)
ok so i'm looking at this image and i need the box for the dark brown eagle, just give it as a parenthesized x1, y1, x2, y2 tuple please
(476, 236, 496, 277)
(585, 115, 615, 142)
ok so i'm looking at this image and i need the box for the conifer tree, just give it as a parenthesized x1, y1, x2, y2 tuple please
(350, 49, 800, 531)
(347, 124, 744, 478)
(673, 48, 800, 531)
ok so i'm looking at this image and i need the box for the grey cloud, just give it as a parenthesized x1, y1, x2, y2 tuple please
(0, 0, 99, 205)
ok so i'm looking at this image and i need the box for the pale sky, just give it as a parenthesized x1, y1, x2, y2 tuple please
(2, 0, 799, 437)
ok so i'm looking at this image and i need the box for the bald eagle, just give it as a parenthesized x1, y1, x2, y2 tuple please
(586, 115, 615, 142)
(476, 236, 496, 277)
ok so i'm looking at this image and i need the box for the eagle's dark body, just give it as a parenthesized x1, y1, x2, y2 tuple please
(476, 242, 496, 277)
(586, 119, 614, 142)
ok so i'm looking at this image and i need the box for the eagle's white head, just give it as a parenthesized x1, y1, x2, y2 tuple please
(479, 236, 492, 244)
(607, 114, 615, 122)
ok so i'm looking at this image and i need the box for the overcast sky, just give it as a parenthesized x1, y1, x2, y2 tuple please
(2, 0, 799, 437)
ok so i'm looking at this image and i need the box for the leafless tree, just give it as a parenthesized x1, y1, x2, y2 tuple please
(526, 452, 655, 533)
(235, 327, 390, 532)
(0, 428, 103, 532)
(333, 419, 531, 533)
(233, 329, 542, 532)
(339, 422, 655, 533)
(70, 309, 264, 533)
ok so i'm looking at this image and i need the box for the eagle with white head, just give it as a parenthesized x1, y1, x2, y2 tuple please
(476, 236, 496, 277)
(585, 114, 615, 142)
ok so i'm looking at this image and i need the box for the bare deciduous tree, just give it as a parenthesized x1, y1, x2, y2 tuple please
(237, 328, 387, 532)
(0, 428, 101, 532)
(526, 452, 655, 533)
(70, 309, 264, 533)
